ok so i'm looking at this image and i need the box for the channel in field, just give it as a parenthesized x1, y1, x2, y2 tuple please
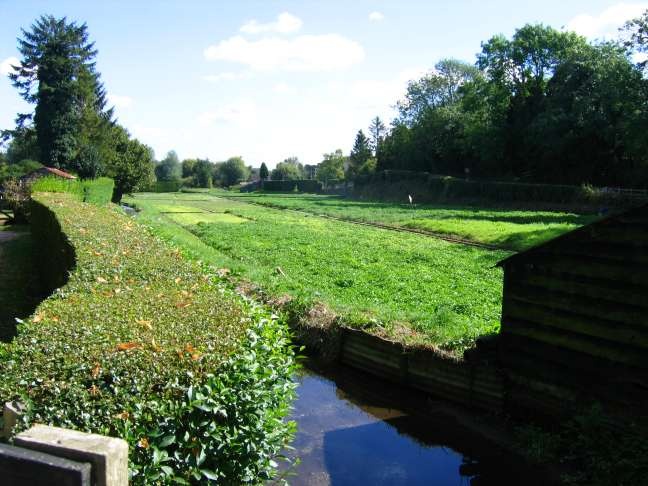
(214, 191, 596, 252)
(128, 192, 509, 354)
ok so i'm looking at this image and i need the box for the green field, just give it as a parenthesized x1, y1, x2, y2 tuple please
(127, 193, 512, 354)
(207, 191, 597, 252)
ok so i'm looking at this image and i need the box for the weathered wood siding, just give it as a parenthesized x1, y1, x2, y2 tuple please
(339, 329, 505, 413)
(499, 204, 648, 419)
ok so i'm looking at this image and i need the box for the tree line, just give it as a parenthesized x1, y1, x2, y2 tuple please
(371, 15, 648, 188)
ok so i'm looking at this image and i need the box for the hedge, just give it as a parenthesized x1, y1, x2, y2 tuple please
(353, 171, 645, 208)
(31, 176, 114, 205)
(260, 179, 322, 193)
(142, 180, 183, 193)
(0, 193, 296, 484)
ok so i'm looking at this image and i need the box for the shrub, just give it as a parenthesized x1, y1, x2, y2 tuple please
(141, 180, 183, 193)
(0, 193, 296, 484)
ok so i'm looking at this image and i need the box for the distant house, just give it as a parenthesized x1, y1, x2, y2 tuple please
(22, 167, 77, 183)
(497, 203, 648, 421)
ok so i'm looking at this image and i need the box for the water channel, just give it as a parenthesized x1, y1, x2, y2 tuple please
(280, 360, 552, 485)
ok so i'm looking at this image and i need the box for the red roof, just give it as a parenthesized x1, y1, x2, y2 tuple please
(41, 167, 77, 179)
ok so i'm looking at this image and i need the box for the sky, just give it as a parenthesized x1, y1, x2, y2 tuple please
(1, 0, 647, 168)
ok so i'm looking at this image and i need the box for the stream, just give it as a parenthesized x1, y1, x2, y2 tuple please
(280, 360, 551, 485)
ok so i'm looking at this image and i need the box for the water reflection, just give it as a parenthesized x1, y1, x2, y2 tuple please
(280, 362, 550, 486)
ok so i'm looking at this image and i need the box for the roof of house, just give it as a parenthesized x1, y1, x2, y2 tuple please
(39, 167, 77, 179)
(497, 202, 648, 267)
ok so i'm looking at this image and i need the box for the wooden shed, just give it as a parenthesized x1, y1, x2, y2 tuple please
(496, 204, 648, 420)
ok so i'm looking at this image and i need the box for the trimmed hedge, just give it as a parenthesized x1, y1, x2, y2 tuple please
(142, 180, 183, 193)
(31, 176, 114, 205)
(0, 193, 296, 484)
(354, 171, 645, 208)
(261, 179, 322, 193)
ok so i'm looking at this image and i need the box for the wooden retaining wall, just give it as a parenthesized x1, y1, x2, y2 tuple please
(337, 329, 505, 414)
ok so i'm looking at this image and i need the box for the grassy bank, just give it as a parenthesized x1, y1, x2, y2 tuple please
(126, 192, 509, 355)
(0, 193, 296, 484)
(207, 191, 597, 252)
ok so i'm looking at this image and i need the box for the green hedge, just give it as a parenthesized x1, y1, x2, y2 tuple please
(261, 179, 322, 193)
(31, 176, 114, 205)
(0, 193, 296, 484)
(142, 180, 183, 193)
(354, 171, 644, 207)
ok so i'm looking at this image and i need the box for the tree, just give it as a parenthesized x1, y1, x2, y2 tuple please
(154, 150, 181, 181)
(9, 15, 112, 169)
(316, 150, 346, 182)
(348, 130, 372, 178)
(106, 126, 155, 203)
(397, 59, 480, 126)
(259, 162, 269, 181)
(368, 116, 386, 155)
(218, 157, 250, 186)
(622, 9, 648, 72)
(182, 159, 197, 178)
(193, 159, 213, 188)
(271, 157, 304, 180)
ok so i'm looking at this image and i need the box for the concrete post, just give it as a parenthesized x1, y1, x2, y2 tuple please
(15, 425, 128, 486)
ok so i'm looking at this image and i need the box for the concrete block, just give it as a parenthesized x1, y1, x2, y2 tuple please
(3, 401, 25, 439)
(15, 425, 128, 486)
(0, 442, 91, 485)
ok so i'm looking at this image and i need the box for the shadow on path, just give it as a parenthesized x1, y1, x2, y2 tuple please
(0, 224, 42, 341)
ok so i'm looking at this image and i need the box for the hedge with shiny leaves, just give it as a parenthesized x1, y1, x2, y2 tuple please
(0, 193, 297, 484)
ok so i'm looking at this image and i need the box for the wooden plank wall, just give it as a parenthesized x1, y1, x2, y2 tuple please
(338, 329, 505, 413)
(499, 206, 648, 419)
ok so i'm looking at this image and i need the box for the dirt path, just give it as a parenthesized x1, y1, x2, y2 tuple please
(0, 226, 40, 341)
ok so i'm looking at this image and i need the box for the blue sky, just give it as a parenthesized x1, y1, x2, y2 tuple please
(1, 1, 646, 167)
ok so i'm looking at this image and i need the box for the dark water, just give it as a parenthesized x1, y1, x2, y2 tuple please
(280, 362, 551, 486)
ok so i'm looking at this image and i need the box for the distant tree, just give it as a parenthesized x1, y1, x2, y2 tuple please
(4, 127, 39, 163)
(348, 130, 372, 178)
(182, 158, 197, 178)
(316, 150, 346, 182)
(271, 157, 304, 180)
(259, 162, 269, 181)
(72, 143, 102, 179)
(193, 159, 213, 188)
(397, 59, 480, 126)
(622, 9, 648, 72)
(368, 116, 386, 155)
(219, 156, 250, 186)
(304, 164, 317, 179)
(106, 125, 155, 203)
(155, 150, 181, 181)
(9, 15, 113, 170)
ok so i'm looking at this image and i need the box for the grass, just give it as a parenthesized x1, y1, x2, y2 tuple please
(206, 191, 598, 252)
(126, 192, 510, 354)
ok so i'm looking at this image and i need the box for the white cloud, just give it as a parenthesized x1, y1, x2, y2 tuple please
(368, 11, 385, 22)
(0, 56, 19, 76)
(198, 100, 257, 127)
(273, 82, 291, 94)
(204, 34, 365, 72)
(566, 3, 648, 39)
(107, 94, 133, 109)
(240, 12, 302, 34)
(202, 72, 249, 82)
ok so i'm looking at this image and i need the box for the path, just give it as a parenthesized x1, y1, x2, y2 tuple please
(0, 225, 39, 341)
